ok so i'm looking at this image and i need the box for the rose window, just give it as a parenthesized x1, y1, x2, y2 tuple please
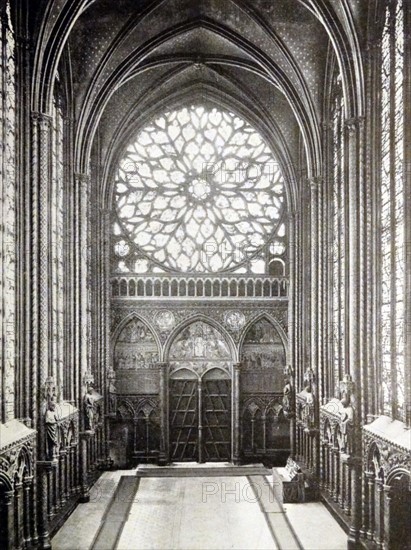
(114, 105, 286, 273)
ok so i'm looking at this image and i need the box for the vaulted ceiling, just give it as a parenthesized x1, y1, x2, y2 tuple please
(29, 0, 367, 208)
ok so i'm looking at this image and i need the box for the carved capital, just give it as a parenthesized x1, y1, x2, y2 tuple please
(344, 116, 364, 135)
(80, 430, 94, 440)
(42, 376, 56, 402)
(36, 460, 58, 471)
(3, 490, 14, 505)
(31, 111, 52, 131)
(83, 370, 94, 389)
(23, 476, 33, 488)
(74, 172, 91, 188)
(308, 177, 322, 193)
(16, 35, 31, 50)
(63, 116, 74, 129)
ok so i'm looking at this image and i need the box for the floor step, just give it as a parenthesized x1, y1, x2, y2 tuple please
(91, 476, 139, 550)
(136, 463, 271, 477)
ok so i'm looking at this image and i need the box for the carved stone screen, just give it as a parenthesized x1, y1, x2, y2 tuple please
(168, 321, 232, 377)
(113, 318, 160, 394)
(241, 318, 285, 393)
(240, 318, 288, 461)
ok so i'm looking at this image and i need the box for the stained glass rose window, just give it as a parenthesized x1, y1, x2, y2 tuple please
(114, 105, 286, 273)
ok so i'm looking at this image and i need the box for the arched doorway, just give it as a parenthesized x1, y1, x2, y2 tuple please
(168, 321, 233, 462)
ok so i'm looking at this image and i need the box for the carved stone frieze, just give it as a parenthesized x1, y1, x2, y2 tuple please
(169, 360, 232, 377)
(111, 304, 288, 347)
(114, 395, 160, 421)
(362, 417, 411, 479)
(320, 374, 355, 453)
(0, 420, 36, 486)
(241, 393, 284, 416)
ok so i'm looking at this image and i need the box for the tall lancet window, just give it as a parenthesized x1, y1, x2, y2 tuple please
(0, 1, 16, 421)
(50, 87, 65, 399)
(379, 0, 405, 420)
(331, 73, 345, 393)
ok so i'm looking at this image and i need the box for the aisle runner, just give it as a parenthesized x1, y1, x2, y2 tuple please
(91, 477, 139, 550)
(90, 472, 303, 549)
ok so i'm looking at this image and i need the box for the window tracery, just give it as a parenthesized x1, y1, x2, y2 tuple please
(331, 72, 345, 393)
(51, 91, 65, 398)
(379, 0, 405, 421)
(113, 105, 287, 274)
(0, 1, 16, 421)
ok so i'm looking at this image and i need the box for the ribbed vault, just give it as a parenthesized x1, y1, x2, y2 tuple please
(28, 0, 366, 200)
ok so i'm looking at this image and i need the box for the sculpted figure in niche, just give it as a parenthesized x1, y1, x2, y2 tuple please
(45, 401, 59, 460)
(282, 377, 294, 418)
(84, 386, 95, 431)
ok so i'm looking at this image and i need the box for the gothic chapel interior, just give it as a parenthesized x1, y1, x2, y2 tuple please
(0, 0, 410, 549)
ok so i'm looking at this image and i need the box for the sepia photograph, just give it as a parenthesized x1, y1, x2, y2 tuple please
(0, 0, 410, 549)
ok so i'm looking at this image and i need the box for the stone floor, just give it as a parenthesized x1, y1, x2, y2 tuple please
(52, 467, 348, 550)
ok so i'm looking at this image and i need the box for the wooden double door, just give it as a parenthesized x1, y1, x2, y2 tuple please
(170, 368, 231, 462)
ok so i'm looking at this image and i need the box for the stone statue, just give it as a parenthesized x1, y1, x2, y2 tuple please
(83, 387, 95, 431)
(282, 377, 294, 418)
(45, 401, 59, 460)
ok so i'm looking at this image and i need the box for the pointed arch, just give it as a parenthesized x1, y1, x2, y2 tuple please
(164, 314, 237, 362)
(31, 0, 89, 113)
(77, 17, 322, 177)
(116, 398, 136, 420)
(239, 312, 288, 361)
(297, 0, 364, 119)
(386, 468, 410, 486)
(0, 471, 13, 492)
(111, 312, 161, 356)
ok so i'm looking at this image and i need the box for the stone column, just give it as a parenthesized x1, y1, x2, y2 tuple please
(382, 485, 391, 550)
(37, 462, 56, 550)
(375, 479, 384, 548)
(232, 363, 241, 464)
(310, 178, 321, 478)
(2, 490, 15, 550)
(366, 472, 375, 540)
(288, 213, 297, 459)
(361, 471, 372, 539)
(14, 482, 24, 550)
(402, 3, 411, 429)
(59, 450, 67, 505)
(332, 449, 339, 502)
(340, 457, 345, 506)
(345, 463, 352, 516)
(79, 432, 93, 502)
(158, 362, 169, 464)
(31, 113, 53, 460)
(23, 477, 32, 547)
(310, 178, 319, 378)
(75, 173, 91, 408)
(69, 444, 76, 495)
(198, 379, 203, 463)
(345, 117, 365, 548)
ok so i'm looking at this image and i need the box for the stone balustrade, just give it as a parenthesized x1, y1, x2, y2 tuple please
(110, 275, 289, 299)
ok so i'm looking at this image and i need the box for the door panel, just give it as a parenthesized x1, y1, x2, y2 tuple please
(170, 379, 198, 461)
(202, 379, 231, 461)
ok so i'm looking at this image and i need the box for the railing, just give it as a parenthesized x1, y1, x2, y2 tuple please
(110, 275, 289, 299)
